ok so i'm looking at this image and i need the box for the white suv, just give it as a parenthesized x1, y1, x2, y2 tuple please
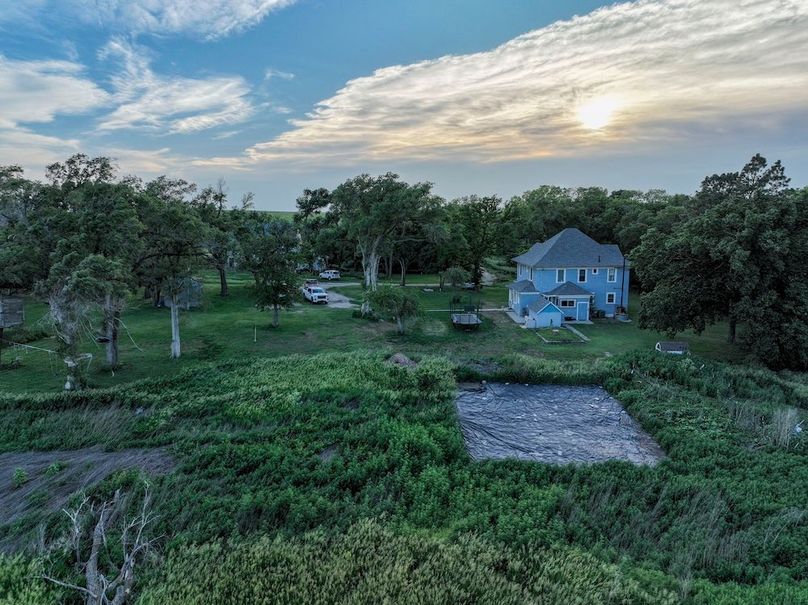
(319, 269, 341, 280)
(302, 285, 329, 304)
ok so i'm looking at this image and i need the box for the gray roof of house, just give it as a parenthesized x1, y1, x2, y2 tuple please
(526, 299, 562, 313)
(507, 279, 537, 292)
(544, 281, 592, 297)
(512, 228, 625, 268)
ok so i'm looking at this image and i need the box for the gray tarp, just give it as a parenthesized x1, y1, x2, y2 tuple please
(456, 383, 664, 466)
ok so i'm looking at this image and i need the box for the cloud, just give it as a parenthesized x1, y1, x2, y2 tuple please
(97, 39, 256, 134)
(54, 0, 295, 40)
(202, 0, 808, 169)
(0, 55, 109, 171)
(264, 68, 295, 81)
(0, 55, 109, 129)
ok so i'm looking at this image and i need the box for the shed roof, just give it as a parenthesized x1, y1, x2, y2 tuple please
(527, 299, 563, 314)
(507, 279, 537, 293)
(544, 281, 592, 297)
(512, 228, 625, 268)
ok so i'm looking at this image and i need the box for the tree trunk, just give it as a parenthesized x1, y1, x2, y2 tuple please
(0, 327, 4, 366)
(152, 286, 161, 308)
(272, 304, 280, 328)
(399, 259, 407, 286)
(104, 295, 119, 368)
(396, 316, 405, 334)
(218, 266, 229, 297)
(170, 294, 181, 358)
(728, 317, 737, 344)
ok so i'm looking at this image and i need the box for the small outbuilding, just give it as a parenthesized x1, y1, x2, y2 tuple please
(160, 277, 204, 310)
(0, 297, 24, 329)
(526, 300, 564, 329)
(655, 341, 689, 355)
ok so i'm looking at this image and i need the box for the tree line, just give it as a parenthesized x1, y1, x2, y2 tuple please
(1, 153, 806, 376)
(0, 156, 299, 387)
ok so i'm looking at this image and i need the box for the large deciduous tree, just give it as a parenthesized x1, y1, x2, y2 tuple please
(330, 174, 434, 292)
(136, 178, 205, 359)
(239, 218, 300, 328)
(634, 154, 808, 369)
(191, 179, 241, 297)
(453, 195, 501, 287)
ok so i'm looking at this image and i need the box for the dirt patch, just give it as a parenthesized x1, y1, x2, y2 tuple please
(389, 353, 417, 367)
(0, 447, 174, 526)
(456, 384, 665, 466)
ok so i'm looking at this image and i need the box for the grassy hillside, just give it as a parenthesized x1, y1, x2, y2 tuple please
(1, 351, 805, 603)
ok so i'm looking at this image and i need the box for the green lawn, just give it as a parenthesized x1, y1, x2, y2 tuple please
(2, 272, 741, 394)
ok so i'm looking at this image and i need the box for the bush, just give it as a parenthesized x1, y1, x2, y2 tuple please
(139, 520, 677, 605)
(12, 468, 27, 489)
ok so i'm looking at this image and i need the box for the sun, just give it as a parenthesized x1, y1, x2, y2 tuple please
(576, 95, 621, 130)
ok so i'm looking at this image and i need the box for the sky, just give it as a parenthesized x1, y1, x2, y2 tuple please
(1, 0, 807, 210)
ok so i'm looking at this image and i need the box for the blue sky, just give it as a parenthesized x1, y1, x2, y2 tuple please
(1, 0, 807, 209)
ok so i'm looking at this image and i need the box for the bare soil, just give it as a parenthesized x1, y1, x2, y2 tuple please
(0, 447, 174, 526)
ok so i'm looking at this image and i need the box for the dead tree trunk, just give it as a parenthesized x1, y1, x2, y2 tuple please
(272, 304, 280, 328)
(44, 487, 159, 605)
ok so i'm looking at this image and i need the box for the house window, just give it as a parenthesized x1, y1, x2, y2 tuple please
(556, 269, 565, 283)
(577, 268, 586, 283)
(529, 268, 534, 281)
(592, 268, 598, 275)
(560, 299, 575, 308)
(607, 267, 617, 283)
(606, 293, 616, 304)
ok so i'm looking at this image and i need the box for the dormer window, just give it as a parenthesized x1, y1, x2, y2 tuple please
(556, 269, 565, 283)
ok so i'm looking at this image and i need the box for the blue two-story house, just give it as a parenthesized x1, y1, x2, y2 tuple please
(508, 228, 630, 325)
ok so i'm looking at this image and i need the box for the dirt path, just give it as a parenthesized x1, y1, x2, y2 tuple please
(320, 282, 360, 309)
(0, 447, 174, 527)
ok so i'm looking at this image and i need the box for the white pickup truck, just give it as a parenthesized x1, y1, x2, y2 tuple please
(302, 284, 329, 304)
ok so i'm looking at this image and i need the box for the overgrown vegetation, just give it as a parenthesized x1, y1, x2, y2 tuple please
(0, 351, 805, 602)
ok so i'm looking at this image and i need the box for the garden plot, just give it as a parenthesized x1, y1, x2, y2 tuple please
(456, 383, 664, 465)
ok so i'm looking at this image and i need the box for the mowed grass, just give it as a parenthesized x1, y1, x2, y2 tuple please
(2, 272, 739, 394)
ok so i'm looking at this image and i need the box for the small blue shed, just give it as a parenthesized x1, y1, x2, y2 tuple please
(526, 300, 564, 328)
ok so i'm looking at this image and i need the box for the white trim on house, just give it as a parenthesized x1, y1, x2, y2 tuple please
(607, 267, 617, 283)
(576, 268, 587, 283)
(556, 268, 565, 283)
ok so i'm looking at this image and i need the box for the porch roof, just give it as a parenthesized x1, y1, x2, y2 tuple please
(508, 279, 537, 293)
(544, 281, 592, 297)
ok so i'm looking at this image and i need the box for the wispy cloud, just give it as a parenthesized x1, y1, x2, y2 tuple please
(14, 0, 296, 40)
(200, 0, 808, 169)
(264, 68, 295, 81)
(97, 39, 256, 134)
